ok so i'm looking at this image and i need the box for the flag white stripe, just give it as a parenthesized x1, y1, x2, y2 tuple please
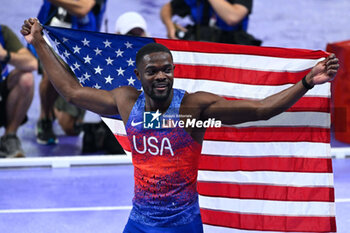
(174, 78, 330, 98)
(203, 225, 336, 233)
(106, 128, 331, 158)
(198, 170, 333, 187)
(203, 224, 315, 233)
(231, 112, 330, 128)
(0, 206, 132, 214)
(198, 196, 335, 216)
(202, 141, 330, 158)
(172, 51, 324, 72)
(101, 117, 126, 135)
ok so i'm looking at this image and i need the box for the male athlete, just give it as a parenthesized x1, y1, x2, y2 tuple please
(21, 18, 339, 233)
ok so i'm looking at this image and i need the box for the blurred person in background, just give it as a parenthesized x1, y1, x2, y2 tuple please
(0, 24, 37, 158)
(115, 11, 149, 37)
(33, 0, 107, 145)
(160, 0, 261, 45)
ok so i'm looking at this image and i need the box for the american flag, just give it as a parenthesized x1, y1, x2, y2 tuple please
(43, 25, 336, 232)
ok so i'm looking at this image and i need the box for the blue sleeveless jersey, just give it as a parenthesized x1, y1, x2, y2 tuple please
(125, 88, 202, 227)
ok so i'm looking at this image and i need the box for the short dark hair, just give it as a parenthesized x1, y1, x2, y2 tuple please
(136, 43, 173, 68)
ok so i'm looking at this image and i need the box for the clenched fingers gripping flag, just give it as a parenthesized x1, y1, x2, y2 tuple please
(43, 25, 336, 232)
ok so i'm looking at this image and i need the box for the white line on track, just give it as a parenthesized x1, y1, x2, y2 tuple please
(335, 198, 350, 203)
(0, 206, 132, 214)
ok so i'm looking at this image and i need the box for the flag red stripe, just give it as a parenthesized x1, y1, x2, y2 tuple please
(223, 97, 330, 113)
(199, 156, 333, 172)
(200, 209, 336, 232)
(115, 135, 131, 152)
(155, 38, 329, 59)
(198, 182, 334, 202)
(204, 127, 330, 143)
(175, 64, 311, 85)
(113, 125, 330, 143)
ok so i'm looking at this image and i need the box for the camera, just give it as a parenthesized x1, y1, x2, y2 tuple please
(175, 28, 194, 40)
(175, 29, 187, 39)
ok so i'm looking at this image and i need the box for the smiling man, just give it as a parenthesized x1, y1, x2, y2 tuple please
(21, 18, 338, 233)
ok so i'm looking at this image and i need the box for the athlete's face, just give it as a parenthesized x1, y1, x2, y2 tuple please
(135, 52, 174, 101)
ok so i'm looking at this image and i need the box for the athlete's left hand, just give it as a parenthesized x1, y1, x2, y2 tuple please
(307, 54, 339, 86)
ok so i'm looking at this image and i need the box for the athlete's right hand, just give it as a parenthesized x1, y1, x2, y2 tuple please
(21, 18, 43, 45)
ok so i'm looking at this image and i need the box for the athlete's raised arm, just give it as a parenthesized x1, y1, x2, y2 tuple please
(196, 54, 339, 125)
(20, 18, 138, 117)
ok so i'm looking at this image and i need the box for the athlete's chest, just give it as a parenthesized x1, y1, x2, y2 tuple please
(128, 125, 194, 156)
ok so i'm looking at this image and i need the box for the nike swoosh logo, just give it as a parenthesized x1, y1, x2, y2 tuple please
(131, 120, 143, 127)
